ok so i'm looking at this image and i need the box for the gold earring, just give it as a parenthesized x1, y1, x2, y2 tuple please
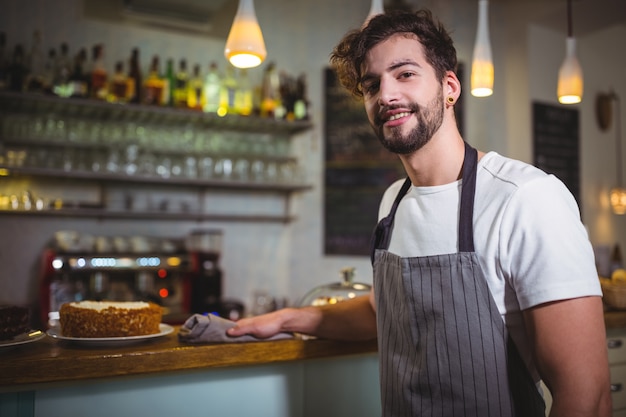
(447, 96, 455, 104)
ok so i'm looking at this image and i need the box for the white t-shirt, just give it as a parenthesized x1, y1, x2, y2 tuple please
(378, 151, 601, 379)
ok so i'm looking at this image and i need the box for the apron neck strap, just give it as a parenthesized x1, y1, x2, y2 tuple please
(459, 141, 478, 252)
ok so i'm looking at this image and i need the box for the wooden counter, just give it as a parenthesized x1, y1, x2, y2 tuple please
(0, 326, 378, 391)
(2, 309, 622, 393)
(604, 309, 626, 329)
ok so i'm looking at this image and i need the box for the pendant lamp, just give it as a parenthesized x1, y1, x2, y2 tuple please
(363, 0, 384, 27)
(557, 0, 583, 104)
(224, 0, 267, 69)
(470, 0, 494, 98)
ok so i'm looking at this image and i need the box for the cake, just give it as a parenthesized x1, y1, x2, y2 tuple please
(59, 301, 162, 338)
(0, 305, 30, 340)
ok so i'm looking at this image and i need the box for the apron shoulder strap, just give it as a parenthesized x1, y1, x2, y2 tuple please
(459, 141, 478, 252)
(370, 177, 412, 264)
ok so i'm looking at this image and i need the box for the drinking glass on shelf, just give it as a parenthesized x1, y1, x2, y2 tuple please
(44, 116, 66, 142)
(109, 124, 124, 148)
(137, 151, 156, 177)
(105, 149, 121, 174)
(234, 158, 250, 181)
(264, 161, 278, 183)
(88, 121, 102, 144)
(250, 159, 265, 182)
(5, 148, 27, 167)
(123, 144, 139, 176)
(154, 128, 169, 153)
(184, 155, 198, 179)
(156, 156, 171, 178)
(208, 133, 226, 154)
(61, 148, 74, 172)
(214, 157, 233, 180)
(198, 156, 214, 179)
(124, 122, 138, 143)
(67, 118, 88, 143)
(170, 155, 183, 178)
(90, 148, 107, 173)
(74, 148, 89, 172)
(31, 115, 46, 141)
(180, 127, 195, 153)
(193, 131, 210, 153)
(274, 138, 290, 157)
(139, 125, 149, 147)
(279, 160, 299, 183)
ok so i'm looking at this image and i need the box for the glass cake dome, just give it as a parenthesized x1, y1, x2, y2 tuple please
(298, 267, 372, 307)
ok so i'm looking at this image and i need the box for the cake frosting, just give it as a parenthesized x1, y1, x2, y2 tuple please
(69, 301, 153, 311)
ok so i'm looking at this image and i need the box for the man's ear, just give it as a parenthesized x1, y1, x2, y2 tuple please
(444, 70, 462, 102)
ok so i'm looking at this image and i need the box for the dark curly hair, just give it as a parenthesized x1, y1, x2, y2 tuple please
(330, 9, 458, 98)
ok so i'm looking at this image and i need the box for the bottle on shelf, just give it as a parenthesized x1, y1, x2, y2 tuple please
(186, 63, 204, 110)
(220, 65, 238, 115)
(143, 55, 164, 106)
(53, 42, 72, 97)
(68, 47, 89, 98)
(8, 44, 28, 92)
(202, 62, 221, 114)
(260, 62, 282, 118)
(127, 47, 142, 104)
(25, 30, 45, 92)
(90, 44, 107, 99)
(235, 68, 253, 116)
(41, 48, 56, 94)
(173, 58, 188, 108)
(164, 58, 175, 106)
(294, 73, 310, 120)
(107, 61, 128, 103)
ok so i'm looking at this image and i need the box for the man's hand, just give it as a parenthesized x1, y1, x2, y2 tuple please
(227, 308, 297, 339)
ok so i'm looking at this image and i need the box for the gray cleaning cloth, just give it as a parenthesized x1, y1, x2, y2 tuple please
(178, 313, 293, 344)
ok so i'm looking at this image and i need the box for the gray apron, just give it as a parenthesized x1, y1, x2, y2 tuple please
(370, 142, 545, 416)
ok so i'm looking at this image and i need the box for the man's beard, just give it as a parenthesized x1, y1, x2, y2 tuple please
(373, 93, 444, 155)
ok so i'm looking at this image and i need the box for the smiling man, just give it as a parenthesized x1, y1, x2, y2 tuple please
(228, 9, 611, 417)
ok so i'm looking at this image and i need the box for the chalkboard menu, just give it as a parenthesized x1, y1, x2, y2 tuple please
(532, 102, 580, 206)
(323, 67, 404, 256)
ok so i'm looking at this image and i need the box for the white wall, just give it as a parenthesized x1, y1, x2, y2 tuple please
(528, 23, 626, 264)
(1, 0, 624, 316)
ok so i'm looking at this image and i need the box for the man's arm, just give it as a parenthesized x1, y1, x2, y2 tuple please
(227, 290, 377, 341)
(523, 296, 612, 417)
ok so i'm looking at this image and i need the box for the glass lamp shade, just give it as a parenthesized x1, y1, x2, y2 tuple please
(557, 37, 583, 104)
(611, 187, 626, 215)
(470, 0, 494, 97)
(224, 0, 267, 69)
(363, 0, 384, 27)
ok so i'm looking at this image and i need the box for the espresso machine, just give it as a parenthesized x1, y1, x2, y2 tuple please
(184, 229, 243, 319)
(38, 230, 226, 327)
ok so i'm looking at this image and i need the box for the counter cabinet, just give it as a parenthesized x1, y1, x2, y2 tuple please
(608, 326, 626, 417)
(0, 329, 381, 417)
(0, 92, 313, 223)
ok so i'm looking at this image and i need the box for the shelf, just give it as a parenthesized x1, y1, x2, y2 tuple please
(0, 92, 313, 223)
(0, 165, 313, 193)
(0, 91, 313, 135)
(0, 208, 297, 223)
